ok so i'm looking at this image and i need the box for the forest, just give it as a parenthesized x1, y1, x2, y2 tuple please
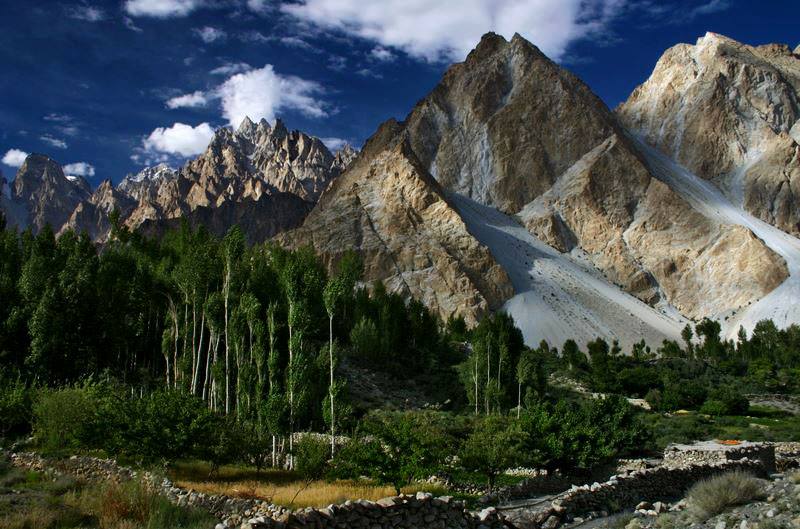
(1, 216, 800, 497)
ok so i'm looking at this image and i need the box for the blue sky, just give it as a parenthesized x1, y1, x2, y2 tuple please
(1, 0, 798, 186)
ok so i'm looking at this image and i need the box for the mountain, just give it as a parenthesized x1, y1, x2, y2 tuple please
(276, 120, 513, 325)
(618, 32, 800, 234)
(619, 32, 800, 339)
(3, 154, 91, 233)
(282, 32, 789, 347)
(1, 119, 354, 243)
(5, 32, 799, 348)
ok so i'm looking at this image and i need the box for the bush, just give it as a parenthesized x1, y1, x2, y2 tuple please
(701, 386, 750, 416)
(32, 386, 99, 453)
(0, 377, 33, 439)
(459, 415, 527, 492)
(108, 389, 219, 463)
(687, 471, 764, 521)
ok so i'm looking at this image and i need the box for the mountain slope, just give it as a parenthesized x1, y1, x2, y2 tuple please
(395, 32, 786, 321)
(618, 32, 800, 234)
(277, 122, 513, 325)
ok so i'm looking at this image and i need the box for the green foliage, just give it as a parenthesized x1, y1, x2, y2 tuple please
(459, 415, 527, 492)
(295, 436, 330, 482)
(701, 386, 750, 416)
(32, 385, 100, 453)
(331, 412, 452, 494)
(0, 376, 34, 439)
(521, 395, 651, 471)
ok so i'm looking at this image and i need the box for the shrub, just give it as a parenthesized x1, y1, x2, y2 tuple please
(32, 386, 99, 453)
(701, 386, 750, 416)
(459, 415, 527, 492)
(687, 471, 764, 521)
(0, 377, 34, 439)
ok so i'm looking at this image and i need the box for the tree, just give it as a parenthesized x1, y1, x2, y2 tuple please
(323, 276, 346, 455)
(222, 227, 245, 414)
(460, 415, 526, 492)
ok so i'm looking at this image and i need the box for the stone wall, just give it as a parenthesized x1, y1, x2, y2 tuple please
(7, 452, 510, 529)
(503, 458, 768, 529)
(662, 441, 776, 472)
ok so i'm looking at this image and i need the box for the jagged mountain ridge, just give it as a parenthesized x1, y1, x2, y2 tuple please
(1, 118, 356, 243)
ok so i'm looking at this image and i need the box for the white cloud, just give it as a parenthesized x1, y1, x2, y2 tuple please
(43, 113, 81, 136)
(218, 65, 327, 127)
(2, 149, 28, 167)
(320, 137, 349, 151)
(63, 162, 95, 177)
(68, 4, 106, 21)
(124, 0, 202, 18)
(166, 90, 209, 109)
(689, 0, 731, 18)
(123, 16, 143, 32)
(239, 30, 270, 43)
(247, 0, 270, 13)
(142, 122, 215, 157)
(280, 36, 313, 49)
(282, 0, 624, 62)
(40, 135, 68, 149)
(210, 62, 252, 76)
(194, 26, 226, 43)
(370, 46, 394, 61)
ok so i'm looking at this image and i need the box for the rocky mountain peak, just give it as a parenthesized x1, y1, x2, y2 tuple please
(618, 32, 800, 233)
(11, 153, 91, 232)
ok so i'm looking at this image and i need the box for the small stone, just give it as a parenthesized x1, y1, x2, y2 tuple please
(636, 501, 653, 511)
(715, 520, 726, 529)
(766, 509, 776, 518)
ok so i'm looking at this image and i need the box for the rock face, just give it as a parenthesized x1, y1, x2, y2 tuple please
(392, 32, 787, 320)
(61, 180, 136, 241)
(618, 32, 800, 234)
(278, 121, 513, 325)
(9, 154, 90, 232)
(2, 119, 352, 244)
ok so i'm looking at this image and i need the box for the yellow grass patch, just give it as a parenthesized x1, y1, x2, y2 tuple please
(168, 461, 449, 509)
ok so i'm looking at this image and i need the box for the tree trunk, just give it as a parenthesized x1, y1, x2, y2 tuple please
(193, 309, 206, 395)
(329, 314, 335, 456)
(288, 302, 294, 470)
(517, 382, 521, 419)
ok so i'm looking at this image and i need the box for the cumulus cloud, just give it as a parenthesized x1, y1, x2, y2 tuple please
(210, 62, 252, 76)
(142, 122, 215, 157)
(166, 91, 209, 109)
(68, 4, 106, 22)
(40, 135, 68, 149)
(194, 26, 226, 43)
(2, 149, 28, 167)
(370, 46, 394, 61)
(63, 162, 95, 177)
(218, 65, 327, 127)
(282, 0, 624, 62)
(124, 0, 202, 18)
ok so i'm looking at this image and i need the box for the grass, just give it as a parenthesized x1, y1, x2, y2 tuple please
(169, 460, 451, 509)
(642, 407, 800, 450)
(0, 455, 215, 529)
(686, 471, 764, 522)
